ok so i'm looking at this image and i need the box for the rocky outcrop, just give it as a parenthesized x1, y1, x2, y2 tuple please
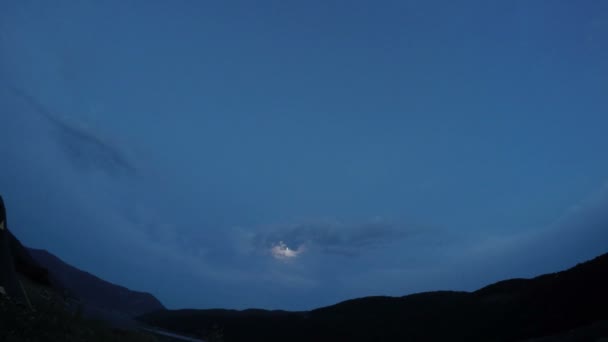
(0, 195, 25, 300)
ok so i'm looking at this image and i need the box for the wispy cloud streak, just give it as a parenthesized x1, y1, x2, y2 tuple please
(6, 85, 136, 176)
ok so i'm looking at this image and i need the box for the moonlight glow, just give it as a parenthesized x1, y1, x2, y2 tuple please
(271, 241, 303, 260)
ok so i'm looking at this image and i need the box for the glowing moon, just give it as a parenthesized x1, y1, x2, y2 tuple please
(271, 241, 303, 260)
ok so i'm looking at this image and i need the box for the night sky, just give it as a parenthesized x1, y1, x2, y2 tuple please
(1, 1, 608, 310)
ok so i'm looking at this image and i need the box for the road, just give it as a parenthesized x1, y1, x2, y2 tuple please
(141, 327, 205, 342)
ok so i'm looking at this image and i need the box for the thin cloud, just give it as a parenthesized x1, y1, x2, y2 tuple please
(6, 85, 136, 177)
(253, 219, 419, 257)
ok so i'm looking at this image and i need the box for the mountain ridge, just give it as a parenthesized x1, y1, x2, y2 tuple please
(139, 250, 608, 342)
(28, 248, 165, 319)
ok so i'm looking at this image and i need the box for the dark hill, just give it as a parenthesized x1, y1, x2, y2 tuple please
(0, 194, 170, 340)
(28, 248, 166, 318)
(139, 252, 608, 342)
(1, 195, 55, 300)
(9, 230, 53, 287)
(1, 195, 165, 320)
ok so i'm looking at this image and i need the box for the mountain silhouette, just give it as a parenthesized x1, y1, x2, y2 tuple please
(0, 195, 53, 302)
(0, 195, 23, 299)
(1, 195, 164, 325)
(2, 194, 607, 341)
(139, 251, 608, 342)
(28, 248, 166, 320)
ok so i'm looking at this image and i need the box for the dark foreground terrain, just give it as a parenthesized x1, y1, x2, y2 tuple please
(0, 196, 178, 341)
(0, 275, 161, 342)
(2, 195, 607, 341)
(28, 248, 165, 324)
(140, 252, 608, 342)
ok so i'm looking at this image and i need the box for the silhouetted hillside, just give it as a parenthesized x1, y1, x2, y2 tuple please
(29, 248, 166, 318)
(1, 194, 58, 301)
(8, 231, 53, 287)
(139, 252, 608, 342)
(0, 196, 165, 341)
(0, 274, 160, 342)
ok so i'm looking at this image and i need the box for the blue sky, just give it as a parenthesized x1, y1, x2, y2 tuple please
(1, 0, 608, 310)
